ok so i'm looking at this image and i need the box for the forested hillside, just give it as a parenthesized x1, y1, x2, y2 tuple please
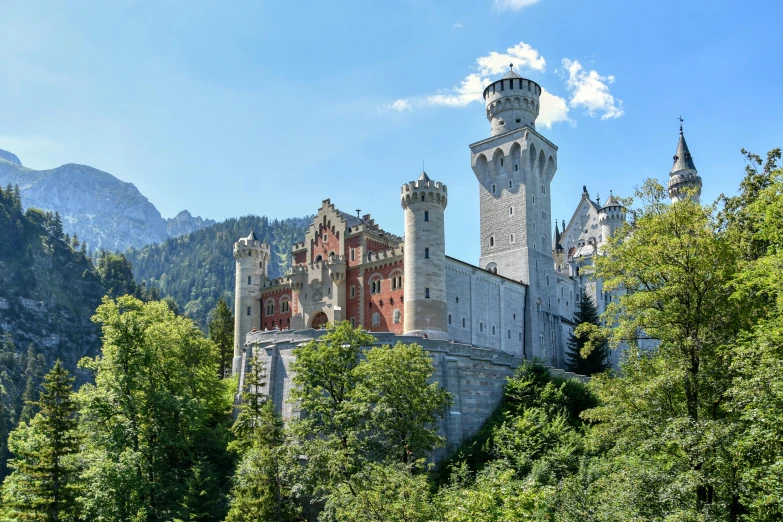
(125, 215, 311, 327)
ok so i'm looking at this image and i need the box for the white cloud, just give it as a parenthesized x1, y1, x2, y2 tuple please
(424, 41, 545, 108)
(493, 0, 541, 12)
(379, 99, 412, 112)
(561, 58, 623, 119)
(453, 23, 463, 29)
(477, 42, 546, 75)
(426, 74, 489, 107)
(537, 89, 571, 128)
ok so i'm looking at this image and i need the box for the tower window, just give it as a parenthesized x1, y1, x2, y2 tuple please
(532, 195, 536, 204)
(509, 207, 513, 216)
(247, 276, 252, 285)
(350, 248, 355, 261)
(541, 185, 546, 195)
(500, 158, 504, 166)
(247, 306, 251, 316)
(421, 193, 426, 202)
(516, 119, 521, 123)
(448, 314, 452, 325)
(509, 233, 515, 243)
(425, 288, 430, 298)
(519, 332, 522, 341)
(492, 325, 496, 335)
(491, 184, 496, 194)
(508, 329, 511, 339)
(424, 211, 429, 221)
(350, 285, 356, 298)
(480, 322, 484, 333)
(350, 317, 356, 327)
(462, 317, 466, 328)
(542, 211, 547, 220)
(323, 233, 328, 242)
(489, 236, 494, 247)
(533, 222, 537, 232)
(281, 299, 289, 313)
(509, 180, 513, 188)
(514, 165, 518, 172)
(425, 248, 430, 259)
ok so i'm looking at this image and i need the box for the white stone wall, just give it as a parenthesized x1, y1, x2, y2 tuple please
(444, 258, 526, 357)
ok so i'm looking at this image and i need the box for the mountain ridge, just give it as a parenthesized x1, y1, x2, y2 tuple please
(0, 149, 214, 252)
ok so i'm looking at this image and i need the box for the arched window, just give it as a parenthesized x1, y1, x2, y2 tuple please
(280, 297, 290, 313)
(479, 322, 484, 333)
(265, 299, 275, 316)
(314, 254, 322, 262)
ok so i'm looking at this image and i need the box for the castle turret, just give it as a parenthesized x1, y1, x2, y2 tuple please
(400, 172, 448, 339)
(598, 191, 625, 246)
(482, 66, 541, 136)
(232, 231, 270, 375)
(668, 122, 702, 203)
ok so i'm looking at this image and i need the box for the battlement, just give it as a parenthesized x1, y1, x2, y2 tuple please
(233, 236, 270, 261)
(481, 73, 541, 136)
(400, 177, 448, 209)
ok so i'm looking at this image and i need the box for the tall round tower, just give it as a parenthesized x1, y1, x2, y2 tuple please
(668, 122, 702, 203)
(400, 172, 449, 340)
(482, 66, 541, 136)
(232, 231, 270, 376)
(598, 191, 626, 247)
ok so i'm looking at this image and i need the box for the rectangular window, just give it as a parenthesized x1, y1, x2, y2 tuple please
(247, 276, 252, 285)
(542, 211, 547, 220)
(425, 288, 430, 299)
(350, 285, 356, 298)
(424, 211, 429, 222)
(323, 233, 328, 242)
(350, 317, 356, 327)
(425, 248, 430, 259)
(372, 312, 380, 326)
(247, 306, 251, 316)
(350, 248, 355, 261)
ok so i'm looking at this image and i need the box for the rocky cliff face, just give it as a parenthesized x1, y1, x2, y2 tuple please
(0, 149, 213, 252)
(166, 210, 216, 238)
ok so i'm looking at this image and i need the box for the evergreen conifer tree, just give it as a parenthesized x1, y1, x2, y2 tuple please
(566, 290, 609, 375)
(19, 345, 46, 424)
(208, 298, 234, 379)
(50, 212, 63, 241)
(1, 360, 81, 521)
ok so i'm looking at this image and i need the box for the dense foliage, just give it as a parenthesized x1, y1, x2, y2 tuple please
(124, 215, 310, 327)
(565, 289, 610, 375)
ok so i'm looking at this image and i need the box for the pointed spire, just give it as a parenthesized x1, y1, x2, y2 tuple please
(671, 128, 697, 174)
(554, 220, 563, 252)
(418, 171, 431, 182)
(247, 230, 257, 241)
(602, 190, 620, 208)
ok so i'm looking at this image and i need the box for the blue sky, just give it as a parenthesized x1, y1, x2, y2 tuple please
(1, 0, 781, 262)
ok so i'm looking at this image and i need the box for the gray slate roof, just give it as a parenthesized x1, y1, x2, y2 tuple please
(671, 131, 698, 173)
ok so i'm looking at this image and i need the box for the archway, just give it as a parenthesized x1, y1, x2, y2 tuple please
(311, 312, 328, 329)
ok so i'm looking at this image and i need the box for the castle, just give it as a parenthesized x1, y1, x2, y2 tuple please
(231, 68, 702, 448)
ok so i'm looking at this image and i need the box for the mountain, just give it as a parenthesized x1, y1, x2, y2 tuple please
(166, 210, 216, 238)
(125, 215, 311, 327)
(0, 149, 213, 252)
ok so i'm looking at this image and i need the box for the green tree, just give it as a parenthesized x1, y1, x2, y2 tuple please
(95, 251, 137, 298)
(565, 290, 609, 376)
(0, 361, 81, 521)
(208, 298, 234, 379)
(19, 345, 46, 424)
(78, 296, 232, 521)
(226, 354, 299, 522)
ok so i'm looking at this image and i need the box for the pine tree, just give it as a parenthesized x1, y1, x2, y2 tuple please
(50, 212, 63, 241)
(19, 345, 46, 424)
(566, 290, 609, 376)
(1, 361, 81, 521)
(208, 298, 234, 379)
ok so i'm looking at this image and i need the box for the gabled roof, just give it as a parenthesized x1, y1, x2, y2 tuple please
(671, 130, 697, 173)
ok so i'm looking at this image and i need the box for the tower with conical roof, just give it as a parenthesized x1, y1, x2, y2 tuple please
(668, 121, 702, 202)
(469, 65, 560, 364)
(232, 231, 270, 375)
(400, 171, 449, 339)
(598, 191, 626, 247)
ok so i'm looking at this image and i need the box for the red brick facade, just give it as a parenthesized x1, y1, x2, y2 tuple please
(260, 287, 293, 330)
(362, 260, 404, 334)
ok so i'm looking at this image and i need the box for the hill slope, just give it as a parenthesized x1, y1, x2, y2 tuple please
(0, 186, 106, 370)
(125, 215, 311, 327)
(0, 150, 214, 251)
